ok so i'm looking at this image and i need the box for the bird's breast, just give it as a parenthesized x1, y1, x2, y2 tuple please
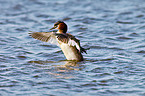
(59, 43, 83, 61)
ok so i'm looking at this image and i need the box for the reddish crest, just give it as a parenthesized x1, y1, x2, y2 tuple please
(57, 21, 67, 33)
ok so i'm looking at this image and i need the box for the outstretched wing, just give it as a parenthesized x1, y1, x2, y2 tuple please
(29, 32, 87, 53)
(29, 32, 59, 46)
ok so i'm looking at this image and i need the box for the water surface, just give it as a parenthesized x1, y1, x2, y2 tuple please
(0, 0, 145, 96)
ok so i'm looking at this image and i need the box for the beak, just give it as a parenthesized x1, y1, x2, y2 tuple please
(50, 26, 55, 30)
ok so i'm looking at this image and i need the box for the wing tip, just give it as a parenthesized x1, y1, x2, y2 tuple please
(80, 47, 87, 54)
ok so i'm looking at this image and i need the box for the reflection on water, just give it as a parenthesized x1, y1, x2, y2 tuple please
(28, 60, 85, 79)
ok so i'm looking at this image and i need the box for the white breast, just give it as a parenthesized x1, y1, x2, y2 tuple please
(59, 43, 83, 61)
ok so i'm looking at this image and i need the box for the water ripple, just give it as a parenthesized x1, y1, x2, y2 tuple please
(1, 0, 145, 96)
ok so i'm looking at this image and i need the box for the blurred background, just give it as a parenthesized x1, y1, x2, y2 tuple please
(0, 0, 145, 95)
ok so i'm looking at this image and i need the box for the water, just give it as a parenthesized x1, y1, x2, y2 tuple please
(0, 0, 145, 95)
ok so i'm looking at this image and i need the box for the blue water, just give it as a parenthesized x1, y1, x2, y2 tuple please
(0, 0, 145, 96)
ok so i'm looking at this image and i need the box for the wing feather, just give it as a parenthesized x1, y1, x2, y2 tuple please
(29, 32, 86, 53)
(55, 33, 81, 52)
(29, 32, 59, 46)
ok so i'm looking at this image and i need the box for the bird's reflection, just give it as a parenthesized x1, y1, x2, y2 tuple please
(28, 60, 85, 79)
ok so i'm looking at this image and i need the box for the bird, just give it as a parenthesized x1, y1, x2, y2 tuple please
(29, 21, 86, 61)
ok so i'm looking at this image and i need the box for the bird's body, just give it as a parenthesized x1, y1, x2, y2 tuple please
(30, 21, 86, 61)
(59, 43, 83, 61)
